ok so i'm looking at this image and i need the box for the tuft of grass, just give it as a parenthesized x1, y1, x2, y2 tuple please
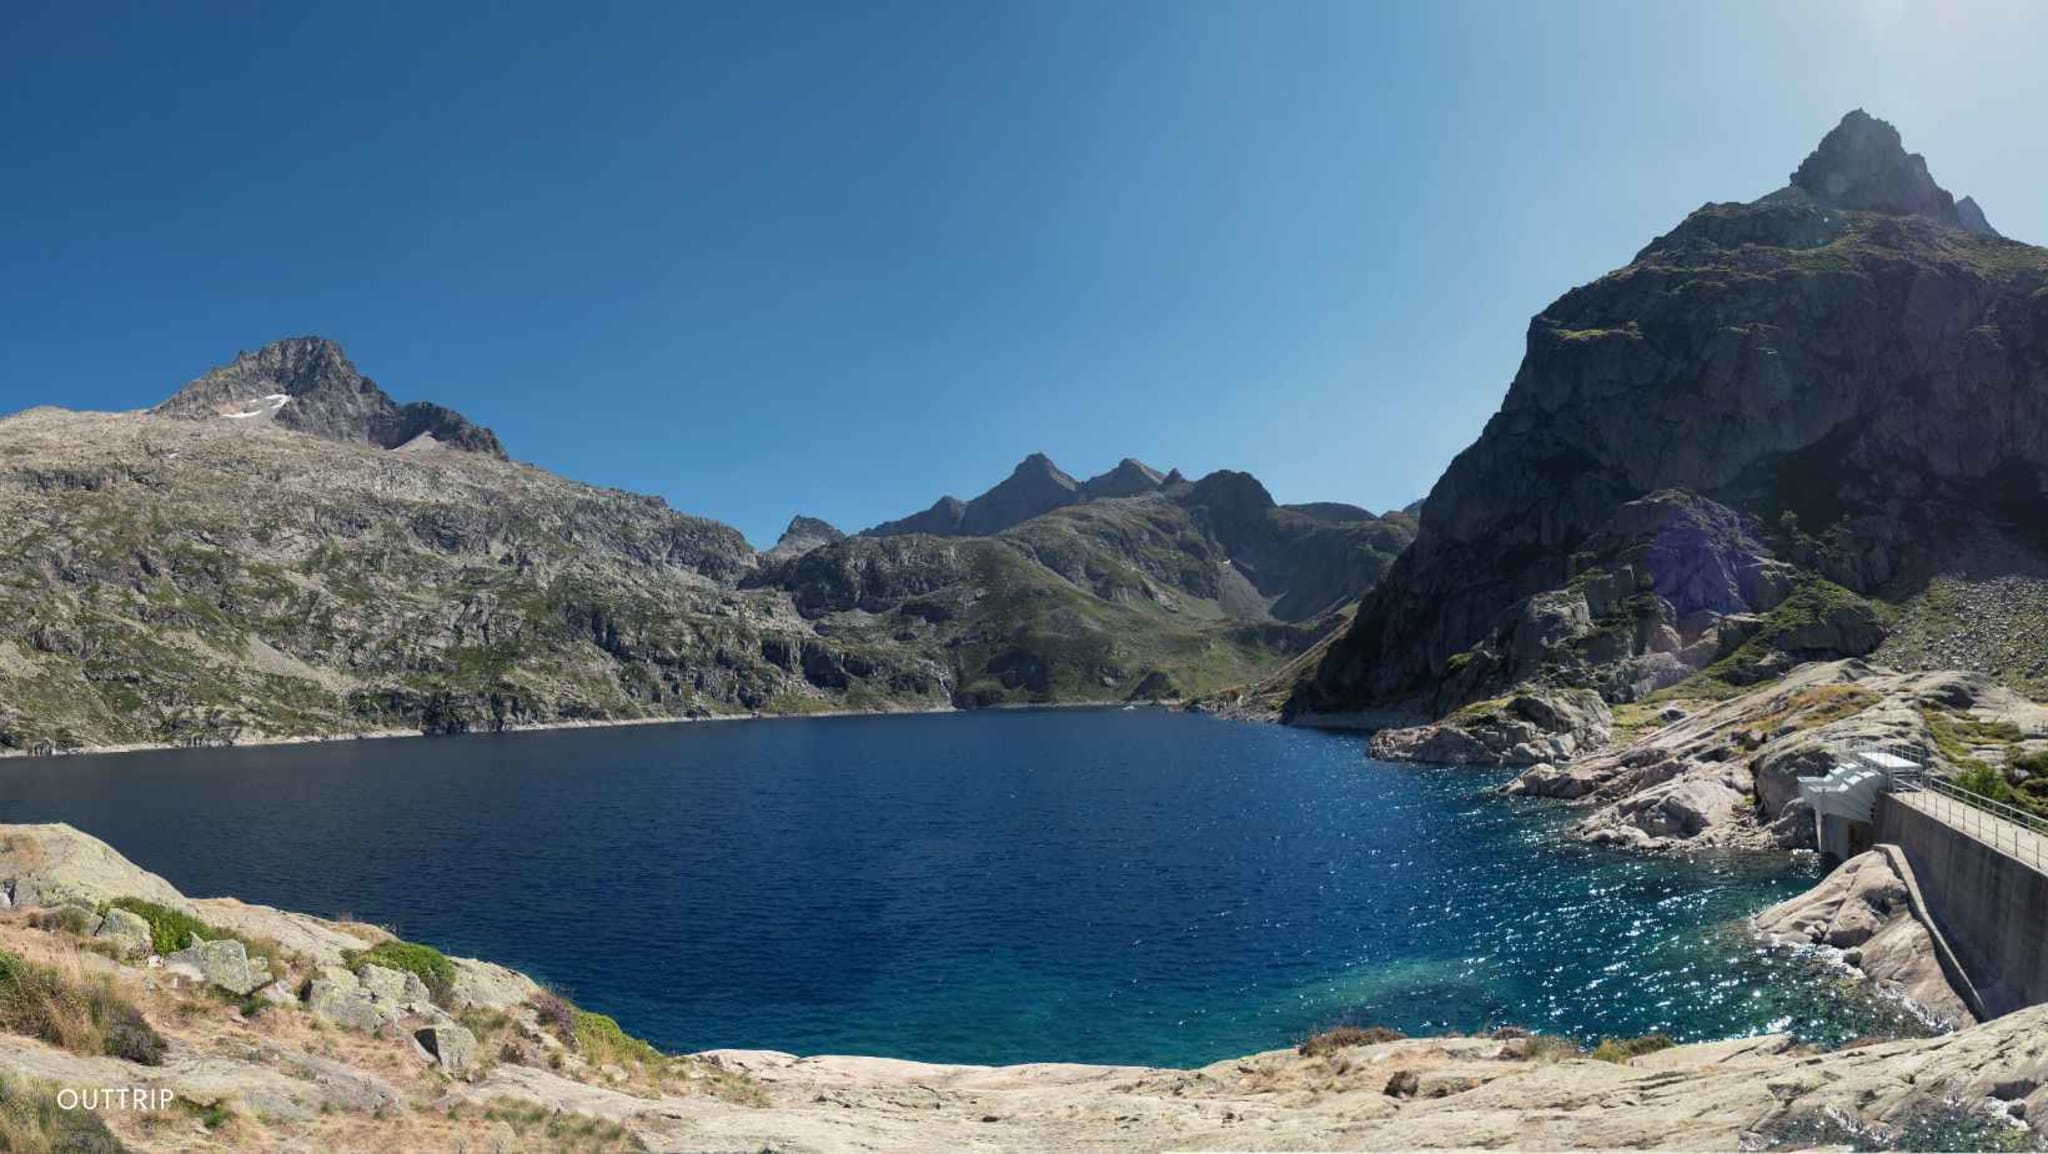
(1296, 1025, 1405, 1057)
(482, 1098, 645, 1151)
(0, 1071, 129, 1153)
(1589, 1033, 1675, 1063)
(345, 939, 455, 1005)
(0, 949, 167, 1065)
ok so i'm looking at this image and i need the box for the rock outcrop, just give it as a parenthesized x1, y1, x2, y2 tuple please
(1754, 849, 1973, 1028)
(1292, 110, 2048, 723)
(165, 937, 271, 996)
(1370, 686, 1612, 766)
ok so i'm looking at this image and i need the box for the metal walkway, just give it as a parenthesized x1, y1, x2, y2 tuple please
(1888, 774, 2048, 874)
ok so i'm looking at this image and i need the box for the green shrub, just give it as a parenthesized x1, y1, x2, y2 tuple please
(0, 949, 167, 1065)
(345, 939, 455, 1005)
(1589, 1033, 1675, 1063)
(573, 1010, 664, 1068)
(1952, 762, 2017, 808)
(2012, 749, 2048, 777)
(105, 898, 218, 956)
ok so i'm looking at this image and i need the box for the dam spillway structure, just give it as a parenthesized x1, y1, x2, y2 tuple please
(1799, 748, 1918, 862)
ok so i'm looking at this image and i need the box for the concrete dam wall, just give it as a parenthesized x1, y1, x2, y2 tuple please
(1878, 793, 2048, 1018)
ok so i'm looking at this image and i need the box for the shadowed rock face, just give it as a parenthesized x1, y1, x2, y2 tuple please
(959, 453, 1080, 535)
(1292, 111, 2046, 719)
(1788, 109, 1996, 235)
(156, 336, 505, 458)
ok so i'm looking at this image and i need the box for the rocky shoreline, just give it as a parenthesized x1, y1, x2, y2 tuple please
(0, 698, 1175, 762)
(1355, 657, 2048, 1051)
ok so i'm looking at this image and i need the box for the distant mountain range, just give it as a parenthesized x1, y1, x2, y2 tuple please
(862, 451, 1405, 542)
(0, 341, 1408, 750)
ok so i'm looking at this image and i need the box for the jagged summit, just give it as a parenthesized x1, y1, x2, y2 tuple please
(764, 515, 845, 561)
(155, 337, 505, 458)
(867, 453, 1176, 537)
(1784, 109, 1996, 235)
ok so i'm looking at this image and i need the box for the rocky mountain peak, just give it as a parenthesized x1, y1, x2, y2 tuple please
(1788, 109, 1994, 234)
(1080, 457, 1166, 499)
(1008, 452, 1077, 485)
(765, 515, 846, 561)
(959, 454, 1080, 535)
(156, 337, 505, 458)
(1291, 110, 2044, 721)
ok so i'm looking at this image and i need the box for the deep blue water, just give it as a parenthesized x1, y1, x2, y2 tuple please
(0, 709, 1914, 1066)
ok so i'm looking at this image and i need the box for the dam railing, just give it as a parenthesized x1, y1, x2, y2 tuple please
(1885, 765, 2048, 875)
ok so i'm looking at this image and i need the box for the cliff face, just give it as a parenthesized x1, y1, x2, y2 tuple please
(1293, 111, 2048, 720)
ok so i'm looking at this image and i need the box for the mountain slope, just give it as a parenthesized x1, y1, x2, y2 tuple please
(0, 342, 1406, 748)
(0, 407, 851, 748)
(754, 475, 1413, 707)
(1292, 110, 2048, 721)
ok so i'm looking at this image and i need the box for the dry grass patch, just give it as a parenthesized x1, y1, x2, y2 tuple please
(1513, 1034, 1585, 1062)
(0, 1071, 127, 1153)
(1749, 685, 1878, 736)
(1296, 1025, 1405, 1057)
(0, 948, 165, 1065)
(480, 1099, 645, 1152)
(1589, 1033, 1675, 1063)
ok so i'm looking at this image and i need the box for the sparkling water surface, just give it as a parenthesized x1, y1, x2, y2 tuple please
(0, 708, 1913, 1065)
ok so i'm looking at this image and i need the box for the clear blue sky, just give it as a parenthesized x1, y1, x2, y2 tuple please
(3, 2, 2043, 547)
